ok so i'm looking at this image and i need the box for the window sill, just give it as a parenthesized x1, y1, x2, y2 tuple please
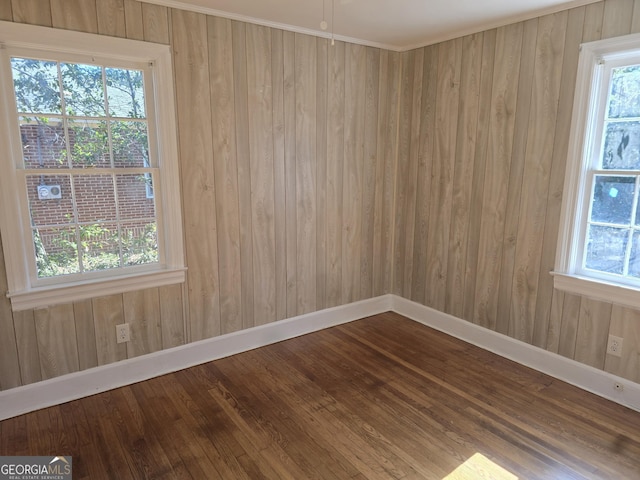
(7, 268, 186, 312)
(552, 271, 640, 310)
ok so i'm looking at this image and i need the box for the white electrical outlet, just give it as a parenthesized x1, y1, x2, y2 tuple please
(607, 335, 623, 357)
(116, 323, 130, 343)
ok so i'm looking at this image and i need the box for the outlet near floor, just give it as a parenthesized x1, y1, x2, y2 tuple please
(116, 323, 130, 343)
(607, 334, 623, 357)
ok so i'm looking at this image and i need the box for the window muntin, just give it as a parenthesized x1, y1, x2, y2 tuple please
(9, 54, 159, 284)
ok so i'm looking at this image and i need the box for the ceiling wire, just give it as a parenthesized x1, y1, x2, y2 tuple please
(320, 0, 328, 30)
(331, 0, 335, 45)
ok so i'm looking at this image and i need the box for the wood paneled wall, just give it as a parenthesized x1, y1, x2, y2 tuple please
(395, 0, 640, 383)
(2, 0, 640, 394)
(0, 0, 399, 390)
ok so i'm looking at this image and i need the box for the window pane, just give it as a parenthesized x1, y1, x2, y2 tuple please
(585, 225, 628, 274)
(629, 231, 640, 278)
(106, 68, 146, 118)
(590, 175, 636, 225)
(20, 117, 67, 168)
(11, 58, 61, 115)
(34, 226, 79, 278)
(67, 119, 110, 168)
(122, 222, 158, 266)
(602, 121, 640, 169)
(26, 175, 74, 226)
(116, 174, 156, 220)
(75, 175, 116, 222)
(61, 63, 105, 117)
(80, 223, 120, 271)
(608, 65, 640, 119)
(111, 121, 149, 168)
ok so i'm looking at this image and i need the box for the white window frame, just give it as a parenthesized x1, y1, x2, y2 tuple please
(0, 21, 185, 311)
(555, 32, 640, 310)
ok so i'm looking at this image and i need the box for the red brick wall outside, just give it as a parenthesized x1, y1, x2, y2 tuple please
(21, 123, 155, 255)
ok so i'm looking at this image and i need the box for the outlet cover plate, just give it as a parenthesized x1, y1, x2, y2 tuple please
(607, 335, 623, 357)
(116, 323, 130, 344)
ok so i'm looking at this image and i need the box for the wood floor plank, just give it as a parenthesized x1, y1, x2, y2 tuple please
(2, 313, 640, 479)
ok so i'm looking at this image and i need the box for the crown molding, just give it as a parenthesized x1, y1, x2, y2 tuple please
(136, 0, 602, 52)
(135, 0, 400, 51)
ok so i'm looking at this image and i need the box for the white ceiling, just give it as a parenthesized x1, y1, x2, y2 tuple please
(140, 0, 600, 50)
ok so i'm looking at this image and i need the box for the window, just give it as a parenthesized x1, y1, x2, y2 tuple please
(555, 32, 640, 309)
(0, 22, 185, 311)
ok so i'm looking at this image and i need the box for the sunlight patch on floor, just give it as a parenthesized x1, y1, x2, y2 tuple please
(444, 453, 518, 480)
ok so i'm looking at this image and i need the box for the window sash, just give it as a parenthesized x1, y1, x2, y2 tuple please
(0, 20, 185, 311)
(5, 50, 164, 286)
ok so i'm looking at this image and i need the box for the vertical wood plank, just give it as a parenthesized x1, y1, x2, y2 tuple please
(392, 50, 414, 296)
(0, 0, 12, 21)
(232, 21, 255, 330)
(159, 284, 184, 349)
(605, 305, 640, 382)
(96, 0, 126, 37)
(123, 0, 144, 41)
(13, 310, 42, 385)
(123, 289, 162, 358)
(425, 38, 462, 312)
(295, 33, 317, 313)
(142, 3, 169, 44)
(271, 29, 288, 321)
(325, 40, 345, 308)
(0, 235, 21, 390)
(247, 23, 276, 325)
(557, 293, 582, 359)
(283, 31, 297, 317)
(411, 46, 438, 304)
(494, 19, 538, 335)
(316, 38, 328, 309)
(601, 0, 634, 38)
(546, 289, 565, 353)
(34, 304, 80, 380)
(445, 33, 483, 318)
(10, 0, 52, 26)
(402, 48, 423, 299)
(463, 29, 496, 323)
(574, 298, 612, 369)
(209, 16, 243, 333)
(510, 12, 567, 343)
(50, 0, 98, 33)
(342, 42, 365, 304)
(73, 300, 98, 370)
(172, 10, 220, 341)
(532, 7, 584, 349)
(381, 52, 401, 296)
(582, 1, 605, 42)
(360, 47, 380, 300)
(473, 23, 523, 329)
(93, 294, 126, 366)
(632, 0, 640, 33)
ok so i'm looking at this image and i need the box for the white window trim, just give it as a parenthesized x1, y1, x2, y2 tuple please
(0, 21, 185, 311)
(554, 32, 640, 310)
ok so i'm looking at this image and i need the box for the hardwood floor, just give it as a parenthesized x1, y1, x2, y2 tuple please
(1, 312, 640, 479)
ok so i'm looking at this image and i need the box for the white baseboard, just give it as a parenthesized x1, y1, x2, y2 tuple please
(391, 295, 640, 413)
(0, 295, 393, 421)
(2, 293, 639, 421)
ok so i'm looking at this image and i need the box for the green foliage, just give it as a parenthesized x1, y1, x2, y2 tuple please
(35, 223, 158, 278)
(11, 58, 61, 114)
(609, 65, 640, 119)
(12, 57, 149, 168)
